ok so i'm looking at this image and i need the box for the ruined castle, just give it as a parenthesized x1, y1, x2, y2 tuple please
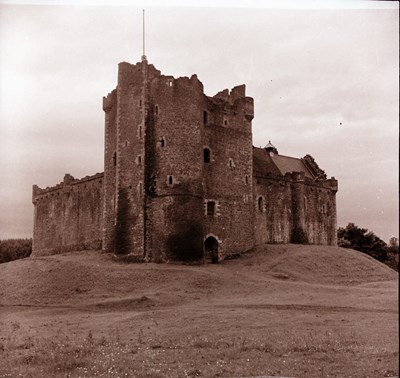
(32, 58, 338, 262)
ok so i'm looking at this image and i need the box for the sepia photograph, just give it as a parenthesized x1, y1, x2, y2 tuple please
(0, 0, 398, 377)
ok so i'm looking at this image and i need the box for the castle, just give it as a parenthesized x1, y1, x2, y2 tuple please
(32, 58, 338, 262)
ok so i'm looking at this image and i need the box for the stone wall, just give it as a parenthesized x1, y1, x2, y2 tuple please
(253, 173, 338, 246)
(203, 87, 255, 258)
(32, 173, 103, 256)
(303, 177, 338, 245)
(145, 74, 205, 261)
(254, 174, 292, 245)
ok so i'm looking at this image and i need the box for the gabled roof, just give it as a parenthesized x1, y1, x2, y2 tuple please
(253, 147, 314, 178)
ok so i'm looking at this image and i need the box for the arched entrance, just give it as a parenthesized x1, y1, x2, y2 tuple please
(204, 236, 219, 263)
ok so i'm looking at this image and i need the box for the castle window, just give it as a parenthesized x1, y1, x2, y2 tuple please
(138, 182, 143, 195)
(138, 125, 142, 138)
(137, 155, 142, 164)
(160, 137, 165, 147)
(167, 175, 173, 186)
(139, 100, 142, 107)
(258, 196, 264, 212)
(207, 201, 216, 216)
(155, 105, 159, 115)
(167, 80, 173, 87)
(125, 140, 128, 147)
(204, 148, 211, 163)
(224, 119, 228, 126)
(112, 151, 117, 166)
(228, 158, 234, 168)
(203, 111, 208, 125)
(245, 175, 249, 185)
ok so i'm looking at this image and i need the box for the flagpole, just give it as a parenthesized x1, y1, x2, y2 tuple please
(142, 9, 147, 61)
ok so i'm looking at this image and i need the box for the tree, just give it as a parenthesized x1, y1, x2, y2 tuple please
(0, 238, 32, 263)
(337, 223, 388, 262)
(388, 236, 399, 251)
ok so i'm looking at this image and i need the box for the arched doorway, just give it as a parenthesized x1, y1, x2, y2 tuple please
(204, 236, 219, 263)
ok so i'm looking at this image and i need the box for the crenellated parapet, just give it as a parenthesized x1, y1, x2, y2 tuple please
(103, 89, 117, 113)
(32, 172, 104, 203)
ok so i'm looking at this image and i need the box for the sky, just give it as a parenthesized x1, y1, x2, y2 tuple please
(0, 1, 398, 242)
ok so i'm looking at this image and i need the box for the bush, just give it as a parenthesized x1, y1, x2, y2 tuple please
(0, 238, 32, 263)
(338, 223, 398, 271)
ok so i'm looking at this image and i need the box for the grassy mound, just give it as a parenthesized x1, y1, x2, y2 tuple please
(0, 244, 396, 307)
(246, 244, 397, 285)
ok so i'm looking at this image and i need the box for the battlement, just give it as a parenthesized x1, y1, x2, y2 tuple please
(117, 60, 161, 87)
(32, 172, 104, 203)
(214, 84, 246, 103)
(103, 89, 116, 112)
(254, 170, 337, 193)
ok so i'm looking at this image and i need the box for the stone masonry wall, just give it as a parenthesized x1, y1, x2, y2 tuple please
(254, 174, 292, 245)
(253, 173, 338, 246)
(32, 173, 103, 256)
(145, 74, 205, 261)
(303, 178, 338, 245)
(102, 89, 117, 253)
(203, 87, 255, 258)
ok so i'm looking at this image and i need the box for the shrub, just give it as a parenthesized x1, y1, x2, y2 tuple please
(0, 238, 32, 263)
(338, 223, 398, 271)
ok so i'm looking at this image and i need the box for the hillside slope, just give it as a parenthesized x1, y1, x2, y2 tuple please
(0, 244, 398, 378)
(0, 244, 396, 306)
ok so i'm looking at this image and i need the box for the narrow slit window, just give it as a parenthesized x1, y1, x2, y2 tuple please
(204, 148, 211, 163)
(138, 125, 142, 138)
(112, 151, 117, 167)
(155, 105, 159, 115)
(207, 201, 216, 216)
(258, 196, 264, 212)
(160, 137, 165, 147)
(203, 111, 208, 125)
(168, 175, 173, 186)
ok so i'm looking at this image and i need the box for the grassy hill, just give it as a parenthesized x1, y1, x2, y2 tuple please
(0, 244, 398, 377)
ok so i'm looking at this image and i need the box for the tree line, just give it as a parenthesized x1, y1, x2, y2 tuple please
(338, 223, 398, 271)
(0, 238, 32, 264)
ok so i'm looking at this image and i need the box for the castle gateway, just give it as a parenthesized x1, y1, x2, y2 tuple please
(32, 59, 338, 261)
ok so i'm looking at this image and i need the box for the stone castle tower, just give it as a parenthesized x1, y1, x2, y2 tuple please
(31, 59, 338, 261)
(102, 58, 254, 262)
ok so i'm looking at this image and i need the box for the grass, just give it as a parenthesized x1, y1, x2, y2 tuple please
(0, 326, 396, 378)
